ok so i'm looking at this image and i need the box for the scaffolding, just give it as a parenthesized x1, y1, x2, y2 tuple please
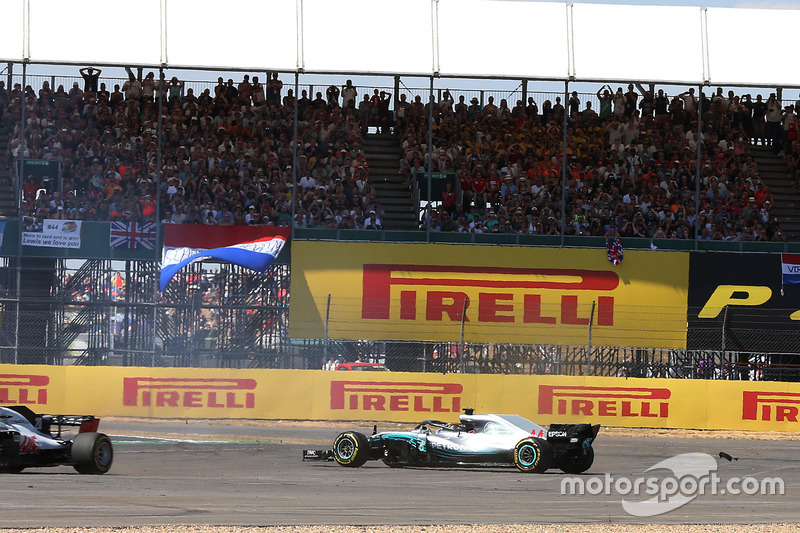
(0, 257, 299, 368)
(1, 253, 798, 380)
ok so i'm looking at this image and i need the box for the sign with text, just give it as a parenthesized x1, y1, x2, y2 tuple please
(18, 159, 60, 192)
(415, 172, 456, 201)
(22, 219, 82, 249)
(3, 364, 800, 431)
(289, 242, 689, 348)
(0, 373, 52, 406)
(687, 252, 800, 353)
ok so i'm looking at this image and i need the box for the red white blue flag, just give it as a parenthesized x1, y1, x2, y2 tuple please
(160, 225, 290, 292)
(606, 238, 623, 266)
(109, 222, 156, 249)
(781, 254, 800, 284)
(110, 272, 125, 300)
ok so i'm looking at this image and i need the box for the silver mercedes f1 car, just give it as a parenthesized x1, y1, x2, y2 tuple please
(304, 409, 599, 473)
(0, 405, 113, 474)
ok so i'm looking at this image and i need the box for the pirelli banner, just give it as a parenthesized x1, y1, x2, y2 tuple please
(289, 242, 689, 349)
(688, 252, 800, 352)
(3, 364, 800, 432)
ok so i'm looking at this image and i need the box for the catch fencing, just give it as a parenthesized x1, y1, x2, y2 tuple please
(0, 256, 798, 380)
(10, 72, 582, 118)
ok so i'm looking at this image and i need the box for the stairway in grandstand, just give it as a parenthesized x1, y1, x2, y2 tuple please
(0, 123, 15, 218)
(750, 145, 800, 240)
(364, 132, 417, 230)
(15, 257, 57, 364)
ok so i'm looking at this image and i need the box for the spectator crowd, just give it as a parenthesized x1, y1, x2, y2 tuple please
(402, 84, 789, 241)
(3, 70, 380, 230)
(0, 69, 794, 241)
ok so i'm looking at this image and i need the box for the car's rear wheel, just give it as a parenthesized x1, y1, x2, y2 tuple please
(557, 447, 595, 474)
(71, 432, 113, 474)
(332, 431, 370, 467)
(513, 437, 553, 473)
(0, 465, 24, 474)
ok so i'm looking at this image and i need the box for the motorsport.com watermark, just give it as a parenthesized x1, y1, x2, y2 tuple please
(560, 453, 785, 517)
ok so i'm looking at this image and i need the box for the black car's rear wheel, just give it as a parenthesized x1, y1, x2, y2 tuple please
(557, 447, 594, 474)
(332, 431, 370, 467)
(513, 437, 553, 473)
(71, 432, 113, 474)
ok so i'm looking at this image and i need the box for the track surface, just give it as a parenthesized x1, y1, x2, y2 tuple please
(0, 420, 798, 528)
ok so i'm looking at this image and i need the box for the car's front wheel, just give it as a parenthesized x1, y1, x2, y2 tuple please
(557, 447, 595, 474)
(513, 437, 553, 473)
(71, 432, 113, 474)
(332, 431, 370, 467)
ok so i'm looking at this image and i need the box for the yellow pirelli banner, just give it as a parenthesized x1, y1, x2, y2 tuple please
(289, 241, 689, 349)
(2, 365, 799, 432)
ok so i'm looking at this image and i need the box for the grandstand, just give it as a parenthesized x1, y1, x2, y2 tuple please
(3, 1, 800, 381)
(2, 74, 798, 240)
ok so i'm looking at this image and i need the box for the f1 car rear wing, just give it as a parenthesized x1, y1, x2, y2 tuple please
(546, 423, 600, 448)
(8, 406, 100, 436)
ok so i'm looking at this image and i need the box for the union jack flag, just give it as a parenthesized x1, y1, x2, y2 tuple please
(109, 222, 156, 249)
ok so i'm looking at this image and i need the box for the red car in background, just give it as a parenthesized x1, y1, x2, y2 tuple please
(335, 362, 389, 371)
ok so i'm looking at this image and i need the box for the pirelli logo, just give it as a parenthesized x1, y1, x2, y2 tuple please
(122, 377, 256, 409)
(742, 391, 800, 422)
(361, 264, 618, 325)
(538, 385, 671, 418)
(0, 374, 49, 405)
(331, 381, 463, 413)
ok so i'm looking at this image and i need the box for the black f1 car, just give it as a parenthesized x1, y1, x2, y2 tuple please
(0, 405, 113, 474)
(304, 409, 599, 473)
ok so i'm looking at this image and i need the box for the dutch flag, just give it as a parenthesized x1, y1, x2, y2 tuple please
(160, 235, 286, 292)
(781, 254, 800, 285)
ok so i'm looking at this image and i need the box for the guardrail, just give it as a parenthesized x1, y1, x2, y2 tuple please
(1, 221, 794, 258)
(293, 228, 800, 253)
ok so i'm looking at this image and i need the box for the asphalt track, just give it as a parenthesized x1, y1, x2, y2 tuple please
(1, 420, 798, 528)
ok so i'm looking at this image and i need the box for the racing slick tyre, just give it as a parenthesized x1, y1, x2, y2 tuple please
(333, 431, 370, 467)
(513, 437, 553, 473)
(0, 466, 24, 474)
(71, 432, 114, 474)
(556, 447, 595, 474)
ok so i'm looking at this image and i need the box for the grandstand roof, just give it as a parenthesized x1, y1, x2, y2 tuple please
(2, 1, 800, 87)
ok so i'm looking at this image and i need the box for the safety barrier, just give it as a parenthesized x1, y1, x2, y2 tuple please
(2, 364, 799, 432)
